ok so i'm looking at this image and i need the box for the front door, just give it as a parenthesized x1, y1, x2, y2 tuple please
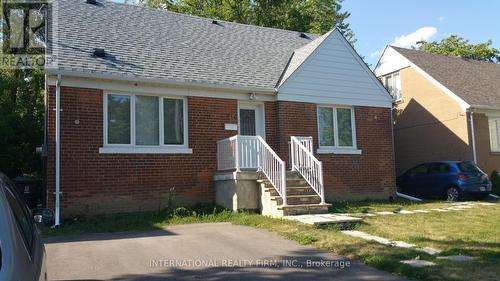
(238, 102, 265, 138)
(239, 108, 257, 136)
(238, 102, 265, 169)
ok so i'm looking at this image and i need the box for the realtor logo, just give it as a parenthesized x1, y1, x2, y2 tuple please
(1, 0, 51, 68)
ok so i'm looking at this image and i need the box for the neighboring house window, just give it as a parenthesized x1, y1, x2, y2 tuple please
(383, 71, 402, 100)
(317, 105, 359, 154)
(489, 118, 500, 152)
(103, 93, 190, 153)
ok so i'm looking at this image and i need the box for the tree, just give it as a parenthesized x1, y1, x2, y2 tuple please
(0, 3, 45, 178)
(141, 0, 355, 43)
(418, 35, 500, 63)
(0, 68, 45, 178)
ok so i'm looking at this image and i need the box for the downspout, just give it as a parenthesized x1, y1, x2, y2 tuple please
(469, 111, 478, 163)
(55, 74, 61, 226)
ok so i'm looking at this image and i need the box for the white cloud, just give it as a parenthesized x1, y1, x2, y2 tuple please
(392, 27, 438, 48)
(438, 16, 445, 22)
(370, 50, 382, 58)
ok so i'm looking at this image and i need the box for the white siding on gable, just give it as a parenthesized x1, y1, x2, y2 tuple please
(373, 46, 411, 77)
(277, 30, 393, 108)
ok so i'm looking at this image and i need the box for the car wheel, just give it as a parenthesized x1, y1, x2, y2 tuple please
(446, 186, 460, 201)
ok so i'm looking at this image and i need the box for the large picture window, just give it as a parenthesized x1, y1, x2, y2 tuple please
(104, 93, 189, 153)
(489, 118, 500, 152)
(317, 105, 357, 152)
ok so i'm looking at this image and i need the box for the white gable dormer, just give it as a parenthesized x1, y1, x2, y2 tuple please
(277, 30, 392, 108)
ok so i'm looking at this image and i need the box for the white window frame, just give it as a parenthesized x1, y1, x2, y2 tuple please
(316, 105, 361, 155)
(488, 117, 500, 152)
(101, 92, 191, 154)
(383, 71, 402, 101)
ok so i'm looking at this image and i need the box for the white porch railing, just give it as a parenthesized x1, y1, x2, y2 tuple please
(217, 135, 239, 171)
(217, 135, 287, 205)
(290, 136, 325, 204)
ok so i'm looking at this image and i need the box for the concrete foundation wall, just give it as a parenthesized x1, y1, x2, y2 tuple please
(214, 172, 260, 211)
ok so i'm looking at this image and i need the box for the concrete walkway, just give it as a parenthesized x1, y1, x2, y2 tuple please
(45, 223, 406, 281)
(341, 230, 442, 255)
(283, 214, 362, 225)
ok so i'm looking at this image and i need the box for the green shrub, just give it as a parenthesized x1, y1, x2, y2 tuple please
(171, 207, 192, 217)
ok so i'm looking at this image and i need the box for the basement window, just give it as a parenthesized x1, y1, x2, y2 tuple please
(316, 105, 361, 155)
(101, 93, 191, 154)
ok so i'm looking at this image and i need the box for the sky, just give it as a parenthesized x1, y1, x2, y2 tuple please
(342, 0, 500, 67)
(114, 0, 500, 67)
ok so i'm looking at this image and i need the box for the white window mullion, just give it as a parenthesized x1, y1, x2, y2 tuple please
(351, 108, 357, 148)
(103, 94, 108, 146)
(333, 106, 339, 147)
(183, 97, 188, 147)
(159, 97, 164, 146)
(131, 95, 136, 146)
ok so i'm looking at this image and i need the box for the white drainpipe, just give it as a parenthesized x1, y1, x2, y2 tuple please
(55, 74, 61, 226)
(469, 111, 477, 163)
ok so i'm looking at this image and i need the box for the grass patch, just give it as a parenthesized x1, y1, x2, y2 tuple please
(43, 201, 500, 281)
(329, 199, 449, 214)
(42, 204, 241, 236)
(286, 232, 318, 245)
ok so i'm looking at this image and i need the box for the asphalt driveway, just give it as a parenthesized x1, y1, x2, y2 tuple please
(45, 222, 406, 281)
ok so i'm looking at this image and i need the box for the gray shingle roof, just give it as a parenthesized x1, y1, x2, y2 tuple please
(48, 0, 319, 91)
(392, 46, 500, 109)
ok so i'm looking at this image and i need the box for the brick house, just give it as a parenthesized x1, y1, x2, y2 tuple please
(44, 0, 395, 223)
(374, 46, 500, 176)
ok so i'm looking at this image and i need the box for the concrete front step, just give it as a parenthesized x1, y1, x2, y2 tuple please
(277, 203, 331, 216)
(259, 171, 330, 217)
(257, 179, 309, 187)
(286, 171, 302, 180)
(264, 186, 318, 196)
(271, 194, 322, 205)
(286, 179, 309, 187)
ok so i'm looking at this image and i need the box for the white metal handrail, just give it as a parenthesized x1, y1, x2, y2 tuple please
(217, 135, 287, 205)
(290, 136, 325, 204)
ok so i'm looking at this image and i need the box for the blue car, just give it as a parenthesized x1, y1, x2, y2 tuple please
(397, 161, 492, 201)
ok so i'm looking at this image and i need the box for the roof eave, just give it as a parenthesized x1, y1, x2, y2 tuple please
(45, 68, 277, 95)
(469, 105, 500, 112)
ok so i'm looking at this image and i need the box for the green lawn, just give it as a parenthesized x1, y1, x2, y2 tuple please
(329, 199, 452, 213)
(43, 201, 500, 281)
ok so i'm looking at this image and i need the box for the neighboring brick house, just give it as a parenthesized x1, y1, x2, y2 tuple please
(44, 0, 394, 223)
(374, 46, 500, 176)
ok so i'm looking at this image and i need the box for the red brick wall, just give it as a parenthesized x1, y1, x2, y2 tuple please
(46, 86, 237, 216)
(274, 101, 396, 201)
(46, 87, 395, 216)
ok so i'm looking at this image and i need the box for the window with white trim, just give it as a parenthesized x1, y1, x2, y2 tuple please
(382, 71, 401, 100)
(317, 105, 357, 149)
(488, 118, 500, 152)
(105, 93, 188, 150)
